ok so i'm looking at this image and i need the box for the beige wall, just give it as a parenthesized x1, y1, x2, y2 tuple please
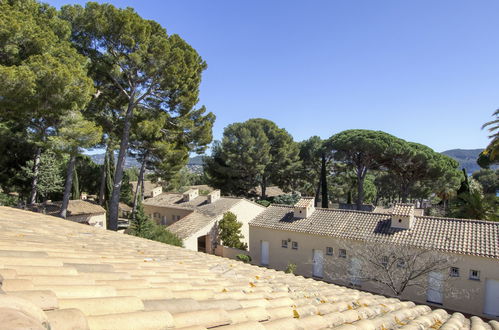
(249, 225, 499, 318)
(142, 204, 193, 226)
(181, 200, 265, 254)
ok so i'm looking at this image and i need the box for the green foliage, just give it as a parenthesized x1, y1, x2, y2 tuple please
(205, 119, 300, 198)
(479, 110, 499, 167)
(167, 167, 205, 192)
(285, 263, 297, 274)
(0, 192, 17, 207)
(120, 171, 134, 205)
(329, 130, 400, 208)
(256, 200, 271, 207)
(218, 212, 247, 250)
(450, 190, 498, 221)
(75, 155, 101, 195)
(472, 169, 499, 195)
(20, 151, 64, 201)
(60, 2, 214, 230)
(236, 254, 252, 263)
(273, 193, 301, 205)
(128, 201, 183, 246)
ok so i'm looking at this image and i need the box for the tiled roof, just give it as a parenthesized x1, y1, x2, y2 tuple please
(168, 211, 212, 239)
(374, 206, 425, 216)
(26, 200, 106, 217)
(130, 181, 161, 196)
(250, 206, 499, 259)
(392, 203, 415, 216)
(146, 194, 253, 239)
(0, 206, 493, 330)
(119, 202, 132, 212)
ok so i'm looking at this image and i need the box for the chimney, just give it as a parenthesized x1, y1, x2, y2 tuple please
(391, 203, 415, 230)
(182, 188, 199, 202)
(293, 197, 315, 219)
(207, 189, 221, 204)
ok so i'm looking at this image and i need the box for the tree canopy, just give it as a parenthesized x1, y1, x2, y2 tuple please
(204, 118, 300, 198)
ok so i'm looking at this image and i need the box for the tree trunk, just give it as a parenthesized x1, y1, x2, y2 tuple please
(401, 182, 409, 203)
(99, 143, 112, 205)
(140, 170, 145, 201)
(71, 165, 80, 200)
(29, 147, 42, 205)
(314, 175, 321, 207)
(321, 154, 328, 208)
(108, 103, 134, 230)
(59, 154, 76, 219)
(132, 153, 148, 220)
(260, 176, 267, 200)
(356, 166, 365, 210)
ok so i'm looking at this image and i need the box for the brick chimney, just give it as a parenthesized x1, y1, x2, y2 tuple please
(182, 188, 199, 202)
(293, 197, 315, 219)
(391, 203, 415, 230)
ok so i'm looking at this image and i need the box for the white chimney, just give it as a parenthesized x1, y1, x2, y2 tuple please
(391, 203, 415, 230)
(183, 188, 199, 202)
(293, 197, 315, 219)
(207, 190, 221, 204)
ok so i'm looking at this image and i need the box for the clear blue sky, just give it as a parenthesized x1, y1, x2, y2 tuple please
(46, 0, 499, 152)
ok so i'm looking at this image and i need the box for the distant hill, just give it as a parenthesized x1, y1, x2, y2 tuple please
(89, 153, 204, 172)
(441, 149, 494, 174)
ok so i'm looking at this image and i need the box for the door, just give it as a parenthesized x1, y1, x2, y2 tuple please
(261, 241, 269, 265)
(484, 279, 499, 316)
(350, 257, 362, 286)
(427, 271, 444, 304)
(313, 249, 324, 278)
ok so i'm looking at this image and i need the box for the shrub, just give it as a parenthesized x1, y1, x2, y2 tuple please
(128, 201, 183, 247)
(285, 263, 297, 274)
(0, 192, 17, 206)
(236, 254, 252, 263)
(218, 212, 247, 250)
(256, 200, 271, 207)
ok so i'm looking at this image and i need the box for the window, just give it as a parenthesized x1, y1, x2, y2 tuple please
(339, 249, 346, 258)
(326, 247, 333, 256)
(292, 241, 298, 250)
(469, 269, 480, 281)
(153, 212, 160, 218)
(450, 267, 460, 277)
(397, 260, 406, 268)
(381, 256, 389, 268)
(281, 240, 288, 248)
(176, 215, 181, 221)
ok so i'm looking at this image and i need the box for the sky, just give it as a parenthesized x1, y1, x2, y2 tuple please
(45, 0, 499, 153)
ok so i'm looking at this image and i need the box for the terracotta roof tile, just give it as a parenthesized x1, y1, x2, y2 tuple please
(0, 206, 494, 329)
(250, 205, 499, 259)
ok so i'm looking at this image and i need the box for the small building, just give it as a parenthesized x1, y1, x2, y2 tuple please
(143, 189, 265, 253)
(26, 200, 106, 229)
(249, 198, 499, 318)
(130, 180, 163, 198)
